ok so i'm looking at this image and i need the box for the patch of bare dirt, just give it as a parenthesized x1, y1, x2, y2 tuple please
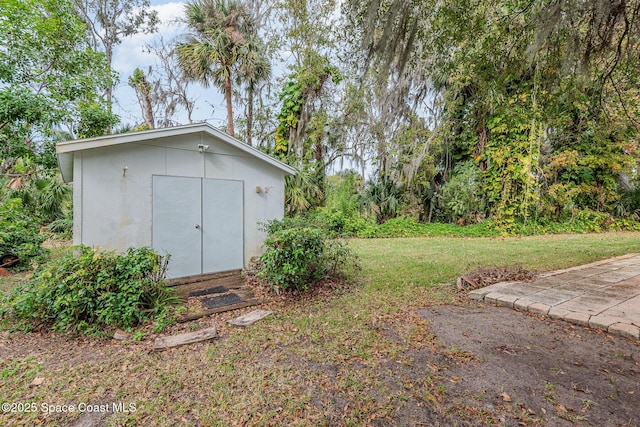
(0, 328, 134, 369)
(411, 304, 640, 426)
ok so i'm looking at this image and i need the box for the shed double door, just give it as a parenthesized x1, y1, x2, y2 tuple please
(152, 176, 243, 278)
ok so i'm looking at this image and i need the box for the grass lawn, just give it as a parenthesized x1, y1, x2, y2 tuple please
(1, 232, 640, 426)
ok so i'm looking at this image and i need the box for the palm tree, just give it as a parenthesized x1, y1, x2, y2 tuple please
(176, 0, 252, 137)
(236, 34, 271, 146)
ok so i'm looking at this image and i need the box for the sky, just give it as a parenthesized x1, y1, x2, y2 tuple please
(112, 1, 227, 127)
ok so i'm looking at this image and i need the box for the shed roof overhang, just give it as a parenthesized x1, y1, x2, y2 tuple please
(56, 122, 297, 183)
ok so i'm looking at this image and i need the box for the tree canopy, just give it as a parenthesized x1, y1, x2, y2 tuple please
(0, 0, 116, 168)
(339, 0, 640, 226)
(72, 0, 159, 104)
(2, 0, 640, 229)
(176, 0, 258, 137)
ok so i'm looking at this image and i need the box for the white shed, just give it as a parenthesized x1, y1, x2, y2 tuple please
(57, 123, 295, 279)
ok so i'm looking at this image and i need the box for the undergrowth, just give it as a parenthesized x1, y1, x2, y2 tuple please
(356, 217, 498, 238)
(280, 209, 640, 239)
(0, 246, 181, 335)
(0, 198, 48, 269)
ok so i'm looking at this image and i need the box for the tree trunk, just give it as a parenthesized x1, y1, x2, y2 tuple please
(225, 75, 234, 137)
(474, 110, 488, 171)
(139, 74, 154, 129)
(314, 137, 325, 206)
(246, 86, 253, 146)
(130, 69, 155, 129)
(105, 43, 114, 107)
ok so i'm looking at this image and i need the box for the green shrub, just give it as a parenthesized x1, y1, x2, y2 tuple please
(618, 187, 640, 218)
(47, 213, 73, 236)
(308, 208, 372, 237)
(611, 218, 640, 232)
(361, 176, 403, 223)
(262, 216, 318, 234)
(510, 209, 640, 235)
(0, 198, 47, 269)
(357, 217, 424, 238)
(1, 246, 180, 335)
(438, 160, 487, 223)
(325, 171, 364, 212)
(265, 208, 373, 238)
(258, 227, 358, 292)
(6, 175, 72, 225)
(356, 217, 499, 238)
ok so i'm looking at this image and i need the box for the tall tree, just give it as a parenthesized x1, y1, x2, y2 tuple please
(271, 0, 348, 211)
(128, 68, 155, 129)
(0, 0, 115, 231)
(236, 34, 271, 145)
(72, 0, 159, 104)
(233, 0, 279, 149)
(176, 0, 255, 137)
(341, 0, 434, 175)
(0, 0, 116, 167)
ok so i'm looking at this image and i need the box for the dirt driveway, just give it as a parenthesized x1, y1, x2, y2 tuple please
(409, 304, 639, 426)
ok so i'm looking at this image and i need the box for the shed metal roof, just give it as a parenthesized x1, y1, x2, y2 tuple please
(56, 122, 296, 183)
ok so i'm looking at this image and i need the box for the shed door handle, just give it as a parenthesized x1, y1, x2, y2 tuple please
(195, 224, 201, 229)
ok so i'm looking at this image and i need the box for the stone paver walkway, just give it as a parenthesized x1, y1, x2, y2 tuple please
(469, 253, 640, 339)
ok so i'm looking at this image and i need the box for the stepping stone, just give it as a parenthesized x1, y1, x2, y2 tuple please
(153, 326, 218, 350)
(228, 310, 273, 327)
(201, 293, 244, 309)
(189, 286, 228, 297)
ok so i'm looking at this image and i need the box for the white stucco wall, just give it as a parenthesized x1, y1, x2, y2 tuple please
(72, 132, 286, 269)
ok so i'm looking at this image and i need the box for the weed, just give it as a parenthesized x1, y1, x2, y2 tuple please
(614, 352, 631, 359)
(445, 346, 477, 362)
(0, 357, 41, 389)
(543, 392, 557, 405)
